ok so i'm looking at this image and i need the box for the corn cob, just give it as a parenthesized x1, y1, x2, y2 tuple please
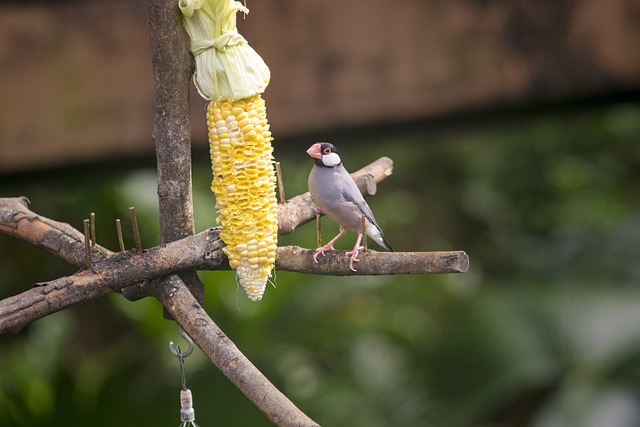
(180, 0, 277, 300)
(207, 95, 278, 300)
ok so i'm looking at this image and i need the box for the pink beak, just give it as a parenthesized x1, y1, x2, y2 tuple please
(306, 143, 322, 160)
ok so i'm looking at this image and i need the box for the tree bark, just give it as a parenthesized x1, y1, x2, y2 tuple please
(147, 0, 204, 309)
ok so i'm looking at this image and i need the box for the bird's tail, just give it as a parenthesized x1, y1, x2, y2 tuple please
(366, 222, 394, 251)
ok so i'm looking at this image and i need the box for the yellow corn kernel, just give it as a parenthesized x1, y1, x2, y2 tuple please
(207, 94, 278, 301)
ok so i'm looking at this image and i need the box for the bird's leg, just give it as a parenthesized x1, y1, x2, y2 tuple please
(345, 232, 365, 272)
(313, 225, 348, 262)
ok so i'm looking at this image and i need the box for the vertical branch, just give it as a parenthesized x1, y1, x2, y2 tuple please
(147, 0, 204, 306)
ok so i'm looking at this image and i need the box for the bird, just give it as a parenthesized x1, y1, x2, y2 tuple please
(307, 142, 393, 271)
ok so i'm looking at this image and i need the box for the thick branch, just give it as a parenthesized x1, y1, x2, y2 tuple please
(149, 275, 319, 426)
(147, 0, 204, 307)
(0, 226, 467, 333)
(0, 190, 468, 333)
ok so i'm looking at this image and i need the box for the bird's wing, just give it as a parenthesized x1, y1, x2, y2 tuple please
(339, 179, 393, 251)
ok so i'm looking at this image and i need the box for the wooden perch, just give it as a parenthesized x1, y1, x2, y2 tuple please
(0, 196, 468, 333)
(276, 246, 468, 275)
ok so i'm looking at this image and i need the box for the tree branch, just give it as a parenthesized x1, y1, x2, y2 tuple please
(0, 196, 112, 266)
(0, 196, 467, 333)
(276, 246, 469, 275)
(147, 0, 204, 308)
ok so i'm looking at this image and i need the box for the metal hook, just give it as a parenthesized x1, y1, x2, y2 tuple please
(169, 327, 195, 359)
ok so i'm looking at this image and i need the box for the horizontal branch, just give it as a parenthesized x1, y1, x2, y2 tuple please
(0, 235, 467, 333)
(276, 246, 469, 275)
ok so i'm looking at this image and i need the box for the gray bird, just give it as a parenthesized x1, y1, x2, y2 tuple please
(307, 142, 393, 271)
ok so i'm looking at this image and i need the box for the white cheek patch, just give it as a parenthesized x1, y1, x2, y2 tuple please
(322, 152, 342, 167)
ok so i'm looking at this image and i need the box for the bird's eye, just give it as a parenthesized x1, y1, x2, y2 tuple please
(323, 147, 331, 154)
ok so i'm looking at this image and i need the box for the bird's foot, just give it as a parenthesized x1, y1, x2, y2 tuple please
(313, 244, 335, 263)
(345, 246, 365, 271)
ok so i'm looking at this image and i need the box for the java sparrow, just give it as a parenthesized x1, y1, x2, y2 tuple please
(307, 142, 393, 271)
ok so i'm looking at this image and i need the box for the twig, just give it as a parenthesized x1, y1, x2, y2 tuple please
(83, 219, 93, 271)
(129, 207, 143, 254)
(115, 218, 125, 252)
(276, 161, 286, 203)
(90, 212, 96, 247)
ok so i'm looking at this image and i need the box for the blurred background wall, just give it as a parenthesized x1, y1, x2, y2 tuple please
(1, 1, 640, 427)
(1, 0, 638, 171)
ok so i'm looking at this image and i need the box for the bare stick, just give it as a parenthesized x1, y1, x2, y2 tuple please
(0, 228, 225, 334)
(129, 207, 142, 254)
(83, 219, 93, 271)
(90, 212, 96, 247)
(361, 214, 367, 251)
(0, 199, 468, 332)
(276, 161, 286, 203)
(316, 214, 322, 248)
(0, 189, 466, 425)
(116, 219, 125, 252)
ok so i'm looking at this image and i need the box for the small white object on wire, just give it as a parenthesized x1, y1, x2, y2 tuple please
(169, 327, 201, 427)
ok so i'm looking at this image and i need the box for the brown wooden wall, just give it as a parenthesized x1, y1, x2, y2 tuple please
(1, 0, 639, 171)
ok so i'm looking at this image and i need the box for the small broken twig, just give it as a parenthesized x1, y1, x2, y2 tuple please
(116, 219, 125, 252)
(83, 219, 93, 271)
(129, 207, 142, 254)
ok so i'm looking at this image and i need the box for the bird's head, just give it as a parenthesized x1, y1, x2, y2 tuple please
(307, 142, 342, 168)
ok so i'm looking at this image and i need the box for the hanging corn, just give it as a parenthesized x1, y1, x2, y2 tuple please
(179, 0, 277, 301)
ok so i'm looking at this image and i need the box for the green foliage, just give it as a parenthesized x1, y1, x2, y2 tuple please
(1, 102, 639, 426)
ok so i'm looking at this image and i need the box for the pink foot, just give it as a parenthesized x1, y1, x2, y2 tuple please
(313, 244, 335, 262)
(345, 246, 365, 271)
